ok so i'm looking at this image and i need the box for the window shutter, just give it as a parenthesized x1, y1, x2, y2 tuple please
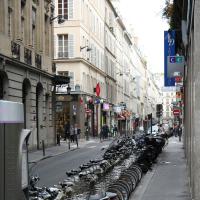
(69, 71, 75, 90)
(68, 34, 74, 58)
(68, 0, 74, 19)
(91, 44, 94, 64)
(54, 35, 57, 59)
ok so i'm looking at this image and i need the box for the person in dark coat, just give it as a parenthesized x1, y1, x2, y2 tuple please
(113, 124, 118, 137)
(178, 125, 182, 142)
(64, 122, 70, 140)
(173, 125, 179, 137)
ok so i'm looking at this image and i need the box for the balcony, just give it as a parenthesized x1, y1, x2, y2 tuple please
(35, 54, 42, 69)
(11, 41, 20, 60)
(24, 48, 32, 65)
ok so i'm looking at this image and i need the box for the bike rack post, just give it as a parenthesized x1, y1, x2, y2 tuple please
(42, 140, 45, 156)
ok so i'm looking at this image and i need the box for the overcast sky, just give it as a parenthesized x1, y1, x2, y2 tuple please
(115, 0, 169, 73)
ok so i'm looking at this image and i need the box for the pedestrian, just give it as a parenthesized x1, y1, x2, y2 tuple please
(103, 124, 109, 139)
(178, 125, 182, 142)
(169, 127, 173, 137)
(74, 124, 79, 147)
(56, 126, 62, 145)
(70, 125, 75, 142)
(173, 125, 179, 137)
(113, 124, 118, 137)
(100, 126, 104, 142)
(64, 121, 70, 141)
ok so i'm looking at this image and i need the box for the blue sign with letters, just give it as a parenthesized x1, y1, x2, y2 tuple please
(164, 30, 175, 86)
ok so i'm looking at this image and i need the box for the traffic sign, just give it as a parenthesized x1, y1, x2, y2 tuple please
(173, 109, 180, 115)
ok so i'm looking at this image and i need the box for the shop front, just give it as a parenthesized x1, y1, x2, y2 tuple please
(55, 94, 85, 138)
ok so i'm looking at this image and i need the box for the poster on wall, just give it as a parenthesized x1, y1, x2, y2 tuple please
(167, 56, 185, 78)
(103, 103, 110, 111)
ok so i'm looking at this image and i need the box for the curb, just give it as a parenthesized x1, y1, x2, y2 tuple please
(29, 139, 112, 164)
(29, 147, 79, 164)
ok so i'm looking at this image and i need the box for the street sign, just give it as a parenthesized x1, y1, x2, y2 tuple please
(173, 109, 180, 115)
(175, 76, 182, 82)
(167, 56, 185, 78)
(164, 30, 175, 86)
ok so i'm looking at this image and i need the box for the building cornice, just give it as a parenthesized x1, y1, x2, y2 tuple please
(0, 53, 53, 78)
(54, 57, 109, 77)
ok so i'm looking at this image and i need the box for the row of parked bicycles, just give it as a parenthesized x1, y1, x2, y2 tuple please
(29, 132, 166, 200)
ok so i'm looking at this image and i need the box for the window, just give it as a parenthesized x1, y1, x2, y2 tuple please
(32, 8, 36, 46)
(45, 15, 49, 55)
(57, 34, 74, 58)
(8, 7, 12, 37)
(58, 0, 73, 20)
(0, 77, 3, 99)
(58, 35, 68, 58)
(69, 71, 75, 90)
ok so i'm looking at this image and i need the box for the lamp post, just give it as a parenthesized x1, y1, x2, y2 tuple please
(80, 46, 92, 51)
(50, 15, 65, 24)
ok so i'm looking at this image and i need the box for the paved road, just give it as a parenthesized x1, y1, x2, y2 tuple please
(30, 140, 111, 187)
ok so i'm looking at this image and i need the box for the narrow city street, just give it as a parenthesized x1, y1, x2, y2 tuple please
(30, 140, 111, 187)
(0, 0, 199, 199)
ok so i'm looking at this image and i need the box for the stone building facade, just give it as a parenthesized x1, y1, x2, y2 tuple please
(0, 0, 55, 150)
(53, 0, 151, 136)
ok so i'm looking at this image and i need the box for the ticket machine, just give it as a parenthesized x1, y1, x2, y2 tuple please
(0, 100, 31, 200)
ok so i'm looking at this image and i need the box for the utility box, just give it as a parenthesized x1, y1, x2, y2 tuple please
(0, 100, 31, 200)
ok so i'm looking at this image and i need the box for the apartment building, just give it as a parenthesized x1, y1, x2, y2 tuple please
(54, 0, 150, 135)
(0, 0, 55, 149)
(146, 71, 161, 119)
(54, 0, 106, 137)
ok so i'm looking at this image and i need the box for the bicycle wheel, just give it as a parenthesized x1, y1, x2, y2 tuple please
(129, 164, 142, 180)
(119, 175, 134, 192)
(110, 183, 129, 199)
(108, 186, 127, 200)
(121, 171, 137, 189)
(126, 169, 140, 184)
(107, 187, 124, 200)
(118, 177, 133, 194)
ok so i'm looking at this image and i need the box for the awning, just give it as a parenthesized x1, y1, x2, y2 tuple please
(53, 75, 70, 85)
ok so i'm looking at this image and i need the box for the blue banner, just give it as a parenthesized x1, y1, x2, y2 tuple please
(164, 30, 175, 86)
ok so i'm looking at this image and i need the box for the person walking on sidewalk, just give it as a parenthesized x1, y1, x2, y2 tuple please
(56, 126, 62, 145)
(64, 121, 70, 141)
(74, 124, 79, 148)
(70, 125, 75, 142)
(178, 125, 183, 142)
(173, 125, 179, 137)
(113, 124, 118, 137)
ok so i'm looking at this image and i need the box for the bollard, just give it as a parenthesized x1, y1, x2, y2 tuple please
(42, 140, 45, 156)
(68, 139, 70, 150)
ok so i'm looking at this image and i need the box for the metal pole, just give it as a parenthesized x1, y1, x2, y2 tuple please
(42, 140, 45, 156)
(68, 138, 70, 150)
(125, 118, 127, 137)
(150, 114, 152, 134)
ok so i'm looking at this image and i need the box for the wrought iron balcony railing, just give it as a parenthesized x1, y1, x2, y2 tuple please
(35, 54, 42, 69)
(24, 48, 32, 65)
(11, 41, 20, 60)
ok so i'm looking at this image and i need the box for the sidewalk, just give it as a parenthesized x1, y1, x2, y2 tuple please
(130, 137, 191, 200)
(28, 138, 103, 163)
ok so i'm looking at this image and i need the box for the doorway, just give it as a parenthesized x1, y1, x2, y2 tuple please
(36, 83, 43, 149)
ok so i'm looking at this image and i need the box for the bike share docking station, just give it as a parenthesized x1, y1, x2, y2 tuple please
(0, 100, 31, 200)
